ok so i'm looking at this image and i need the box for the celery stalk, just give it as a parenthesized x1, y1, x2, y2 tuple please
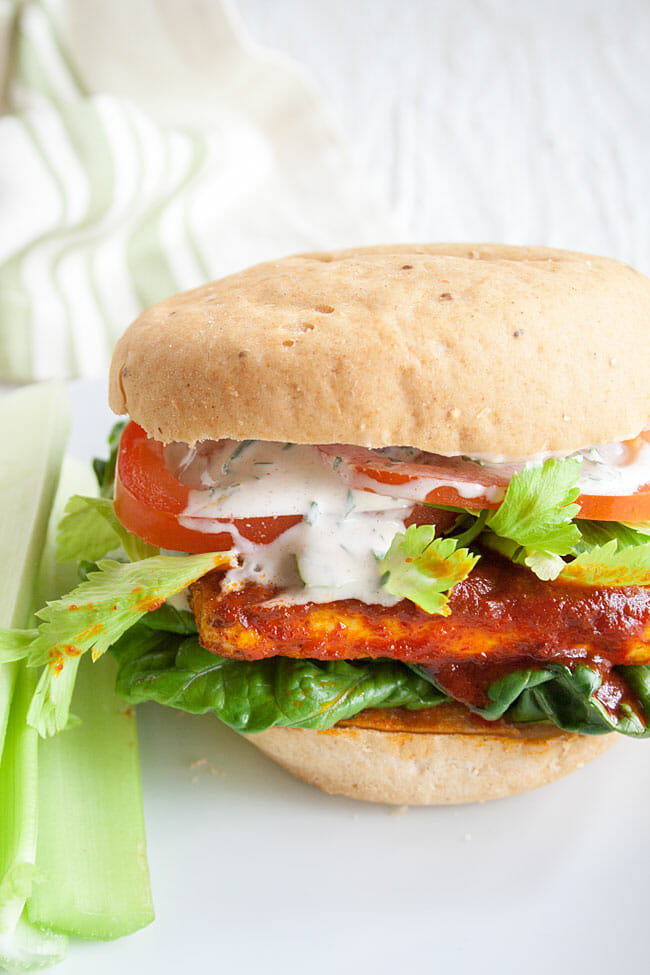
(0, 669, 39, 933)
(0, 384, 69, 625)
(0, 384, 69, 970)
(26, 456, 154, 938)
(27, 654, 154, 938)
(0, 665, 17, 790)
(0, 384, 69, 759)
(0, 389, 154, 956)
(0, 667, 66, 970)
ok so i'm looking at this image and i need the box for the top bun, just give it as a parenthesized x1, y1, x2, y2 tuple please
(109, 243, 650, 457)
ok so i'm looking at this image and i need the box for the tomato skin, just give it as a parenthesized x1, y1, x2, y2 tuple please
(574, 492, 650, 522)
(118, 422, 190, 513)
(319, 443, 508, 512)
(114, 422, 650, 554)
(115, 423, 301, 553)
(319, 442, 650, 523)
(356, 464, 503, 510)
(114, 471, 232, 552)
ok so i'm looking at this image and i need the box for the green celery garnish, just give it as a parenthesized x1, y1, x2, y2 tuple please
(56, 494, 158, 563)
(19, 552, 233, 737)
(486, 457, 581, 566)
(561, 540, 650, 587)
(379, 524, 479, 614)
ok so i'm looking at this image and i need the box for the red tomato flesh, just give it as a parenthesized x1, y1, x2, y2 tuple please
(113, 422, 650, 554)
(115, 423, 301, 552)
(318, 442, 650, 523)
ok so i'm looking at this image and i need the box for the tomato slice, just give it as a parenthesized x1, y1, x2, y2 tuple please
(317, 441, 650, 523)
(114, 422, 650, 553)
(318, 444, 509, 510)
(115, 423, 301, 553)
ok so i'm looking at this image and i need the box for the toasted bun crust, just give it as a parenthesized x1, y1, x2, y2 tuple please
(244, 705, 614, 805)
(109, 243, 650, 457)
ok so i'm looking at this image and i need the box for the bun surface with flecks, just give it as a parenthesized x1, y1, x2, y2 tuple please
(245, 704, 614, 805)
(109, 242, 650, 457)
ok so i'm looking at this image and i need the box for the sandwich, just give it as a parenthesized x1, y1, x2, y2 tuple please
(17, 244, 650, 804)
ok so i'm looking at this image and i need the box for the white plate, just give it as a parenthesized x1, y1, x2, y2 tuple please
(58, 380, 650, 975)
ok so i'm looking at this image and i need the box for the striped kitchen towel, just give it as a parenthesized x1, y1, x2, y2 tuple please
(0, 0, 395, 381)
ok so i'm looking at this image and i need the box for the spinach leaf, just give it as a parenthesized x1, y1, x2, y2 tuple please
(111, 624, 448, 733)
(109, 615, 650, 738)
(463, 663, 650, 737)
(92, 420, 126, 499)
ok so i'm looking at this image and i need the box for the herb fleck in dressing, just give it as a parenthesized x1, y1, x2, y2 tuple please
(170, 440, 413, 605)
(467, 438, 650, 496)
(166, 434, 650, 607)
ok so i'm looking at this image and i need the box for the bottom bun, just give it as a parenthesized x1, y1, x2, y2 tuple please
(243, 705, 614, 805)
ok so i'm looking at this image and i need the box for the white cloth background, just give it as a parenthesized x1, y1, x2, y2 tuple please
(1, 0, 649, 383)
(0, 0, 395, 381)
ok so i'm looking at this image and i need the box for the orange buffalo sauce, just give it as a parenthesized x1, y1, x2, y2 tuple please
(190, 552, 650, 714)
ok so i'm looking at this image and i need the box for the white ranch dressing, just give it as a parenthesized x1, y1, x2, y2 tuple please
(179, 512, 405, 606)
(168, 434, 650, 607)
(572, 440, 650, 495)
(171, 441, 412, 605)
(467, 438, 650, 496)
(171, 440, 411, 517)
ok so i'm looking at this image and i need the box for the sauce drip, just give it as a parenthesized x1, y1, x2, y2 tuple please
(189, 551, 650, 719)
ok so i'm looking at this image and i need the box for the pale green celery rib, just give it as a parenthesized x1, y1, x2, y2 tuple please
(25, 457, 154, 940)
(0, 668, 40, 929)
(0, 383, 69, 760)
(0, 667, 67, 968)
(0, 394, 154, 946)
(0, 384, 69, 623)
(0, 384, 70, 969)
(0, 665, 17, 776)
(27, 654, 154, 939)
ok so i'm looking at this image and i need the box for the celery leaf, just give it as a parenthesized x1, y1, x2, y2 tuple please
(486, 457, 582, 555)
(25, 553, 233, 736)
(576, 519, 650, 553)
(379, 524, 479, 615)
(56, 495, 157, 563)
(561, 540, 650, 587)
(0, 631, 37, 664)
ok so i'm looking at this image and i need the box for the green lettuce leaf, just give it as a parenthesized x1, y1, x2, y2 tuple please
(415, 661, 650, 737)
(140, 604, 197, 634)
(56, 495, 158, 564)
(408, 665, 557, 721)
(560, 540, 650, 587)
(109, 613, 650, 738)
(507, 664, 649, 736)
(22, 553, 233, 736)
(576, 519, 650, 552)
(111, 626, 448, 733)
(92, 421, 126, 499)
(379, 524, 479, 614)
